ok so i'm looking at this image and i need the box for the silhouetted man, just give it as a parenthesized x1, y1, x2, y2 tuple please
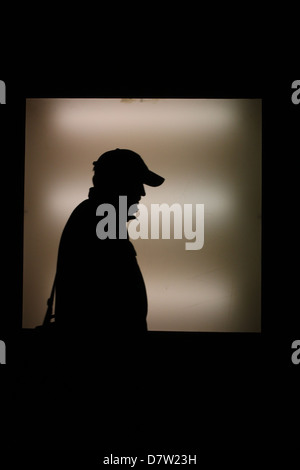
(54, 149, 164, 340)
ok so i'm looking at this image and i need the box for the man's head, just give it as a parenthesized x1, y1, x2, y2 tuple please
(92, 148, 164, 206)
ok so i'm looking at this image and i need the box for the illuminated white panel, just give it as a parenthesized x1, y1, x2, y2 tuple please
(23, 98, 261, 331)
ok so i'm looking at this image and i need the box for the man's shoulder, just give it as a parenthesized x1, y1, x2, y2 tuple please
(69, 199, 94, 218)
(62, 199, 94, 235)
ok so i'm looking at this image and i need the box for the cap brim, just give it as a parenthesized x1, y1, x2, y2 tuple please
(143, 170, 165, 187)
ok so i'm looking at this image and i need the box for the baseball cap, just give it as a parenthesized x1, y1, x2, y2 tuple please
(93, 148, 164, 187)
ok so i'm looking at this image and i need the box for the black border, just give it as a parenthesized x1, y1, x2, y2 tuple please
(1, 72, 300, 451)
(1, 76, 266, 356)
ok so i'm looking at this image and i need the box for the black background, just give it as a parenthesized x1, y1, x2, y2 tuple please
(0, 38, 299, 460)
